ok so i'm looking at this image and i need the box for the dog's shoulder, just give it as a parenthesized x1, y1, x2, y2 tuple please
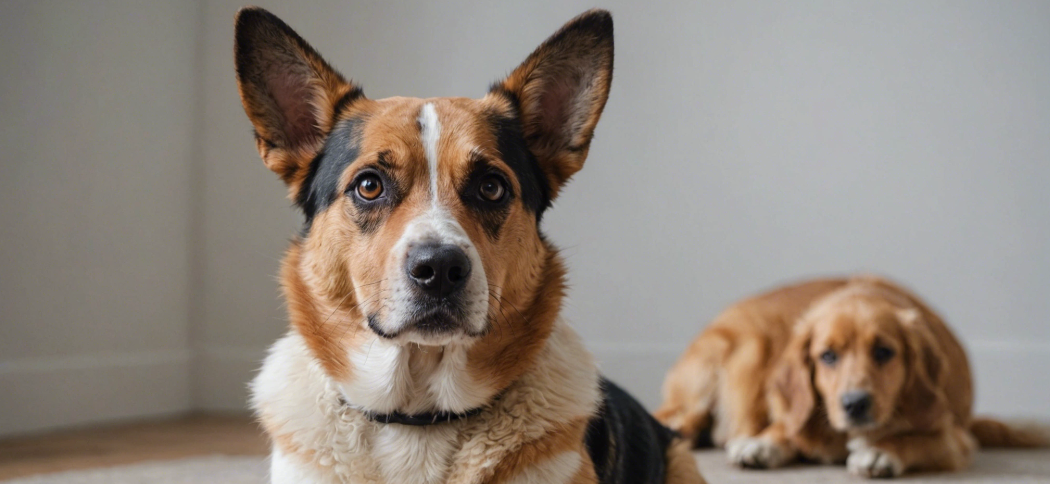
(587, 377, 677, 484)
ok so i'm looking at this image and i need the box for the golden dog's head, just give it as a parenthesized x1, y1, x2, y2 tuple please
(773, 282, 948, 435)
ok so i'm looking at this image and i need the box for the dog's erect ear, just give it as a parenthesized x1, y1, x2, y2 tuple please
(489, 9, 613, 197)
(235, 7, 363, 183)
(771, 320, 817, 436)
(898, 310, 949, 430)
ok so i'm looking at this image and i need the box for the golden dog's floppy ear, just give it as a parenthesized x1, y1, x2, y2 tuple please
(489, 9, 614, 198)
(234, 7, 363, 183)
(771, 320, 817, 435)
(897, 308, 949, 430)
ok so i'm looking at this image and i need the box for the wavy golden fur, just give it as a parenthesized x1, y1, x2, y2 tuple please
(656, 276, 1046, 478)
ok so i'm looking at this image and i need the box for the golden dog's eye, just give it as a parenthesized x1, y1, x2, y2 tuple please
(820, 349, 838, 365)
(873, 345, 895, 364)
(356, 174, 383, 200)
(478, 175, 506, 202)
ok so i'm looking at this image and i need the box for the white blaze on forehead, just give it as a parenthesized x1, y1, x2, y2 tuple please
(418, 102, 442, 201)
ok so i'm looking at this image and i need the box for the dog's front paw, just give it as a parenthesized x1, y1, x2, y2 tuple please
(847, 447, 904, 478)
(726, 437, 791, 469)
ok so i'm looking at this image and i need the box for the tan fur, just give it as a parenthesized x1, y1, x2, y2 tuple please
(484, 418, 591, 483)
(969, 418, 1049, 448)
(658, 276, 1042, 478)
(665, 440, 707, 484)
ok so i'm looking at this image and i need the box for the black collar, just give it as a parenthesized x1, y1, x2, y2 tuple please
(361, 406, 487, 426)
(341, 395, 498, 426)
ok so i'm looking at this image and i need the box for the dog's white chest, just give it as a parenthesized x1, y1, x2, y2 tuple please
(372, 424, 459, 484)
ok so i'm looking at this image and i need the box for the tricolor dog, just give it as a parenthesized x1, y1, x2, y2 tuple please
(235, 7, 704, 484)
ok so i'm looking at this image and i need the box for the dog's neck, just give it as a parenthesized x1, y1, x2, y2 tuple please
(281, 240, 567, 416)
(336, 337, 495, 415)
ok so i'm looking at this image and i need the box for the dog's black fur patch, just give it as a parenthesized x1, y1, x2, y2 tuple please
(458, 157, 513, 240)
(296, 117, 366, 231)
(485, 108, 552, 221)
(587, 377, 676, 484)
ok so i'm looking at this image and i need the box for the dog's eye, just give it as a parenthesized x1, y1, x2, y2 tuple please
(873, 345, 896, 364)
(820, 350, 838, 365)
(356, 174, 383, 200)
(478, 175, 506, 202)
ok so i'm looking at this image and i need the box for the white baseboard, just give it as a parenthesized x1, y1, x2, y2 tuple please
(182, 339, 1050, 419)
(967, 341, 1050, 420)
(0, 350, 192, 437)
(192, 346, 267, 411)
(9, 339, 1040, 436)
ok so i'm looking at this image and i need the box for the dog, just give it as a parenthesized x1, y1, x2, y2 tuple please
(234, 7, 704, 484)
(656, 276, 1045, 478)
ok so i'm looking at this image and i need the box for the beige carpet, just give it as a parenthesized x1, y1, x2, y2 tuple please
(695, 449, 1050, 483)
(4, 450, 1049, 483)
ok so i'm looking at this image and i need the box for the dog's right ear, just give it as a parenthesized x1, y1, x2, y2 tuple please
(235, 7, 363, 183)
(770, 320, 817, 435)
(898, 310, 949, 430)
(488, 9, 614, 199)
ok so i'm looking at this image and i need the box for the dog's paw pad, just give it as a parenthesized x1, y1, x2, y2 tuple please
(847, 447, 904, 478)
(726, 437, 790, 469)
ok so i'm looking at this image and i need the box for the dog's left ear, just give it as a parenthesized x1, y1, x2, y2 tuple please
(897, 309, 949, 430)
(489, 9, 614, 197)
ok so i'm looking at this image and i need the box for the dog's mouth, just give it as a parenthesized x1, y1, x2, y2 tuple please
(841, 417, 877, 432)
(832, 410, 885, 433)
(367, 302, 487, 344)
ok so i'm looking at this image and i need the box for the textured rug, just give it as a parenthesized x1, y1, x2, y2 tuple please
(4, 450, 1050, 483)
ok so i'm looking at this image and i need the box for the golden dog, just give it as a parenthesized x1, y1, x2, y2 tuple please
(656, 276, 1045, 478)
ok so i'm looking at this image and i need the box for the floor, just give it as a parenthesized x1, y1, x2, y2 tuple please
(2, 416, 1048, 483)
(0, 415, 267, 480)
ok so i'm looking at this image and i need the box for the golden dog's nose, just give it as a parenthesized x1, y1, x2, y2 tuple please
(841, 391, 873, 422)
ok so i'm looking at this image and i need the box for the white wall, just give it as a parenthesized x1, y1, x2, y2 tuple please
(195, 0, 1050, 417)
(0, 1, 201, 435)
(3, 0, 1048, 436)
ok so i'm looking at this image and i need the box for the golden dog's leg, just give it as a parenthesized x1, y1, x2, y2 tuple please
(720, 338, 770, 439)
(655, 333, 730, 443)
(725, 421, 798, 469)
(847, 425, 977, 478)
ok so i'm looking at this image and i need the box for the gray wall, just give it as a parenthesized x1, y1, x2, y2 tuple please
(0, 0, 199, 435)
(196, 0, 1050, 416)
(3, 0, 1048, 435)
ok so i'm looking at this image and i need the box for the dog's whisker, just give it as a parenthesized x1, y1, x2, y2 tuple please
(364, 337, 378, 365)
(489, 292, 527, 338)
(335, 290, 391, 339)
(321, 292, 353, 327)
(488, 292, 521, 340)
(485, 297, 507, 343)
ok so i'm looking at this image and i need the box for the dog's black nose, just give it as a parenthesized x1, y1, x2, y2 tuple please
(841, 391, 873, 421)
(406, 242, 471, 299)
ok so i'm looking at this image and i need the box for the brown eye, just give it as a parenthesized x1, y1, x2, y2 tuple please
(873, 345, 895, 364)
(478, 175, 506, 202)
(356, 174, 383, 200)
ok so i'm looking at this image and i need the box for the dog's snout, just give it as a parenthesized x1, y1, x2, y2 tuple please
(841, 391, 873, 421)
(406, 242, 471, 299)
